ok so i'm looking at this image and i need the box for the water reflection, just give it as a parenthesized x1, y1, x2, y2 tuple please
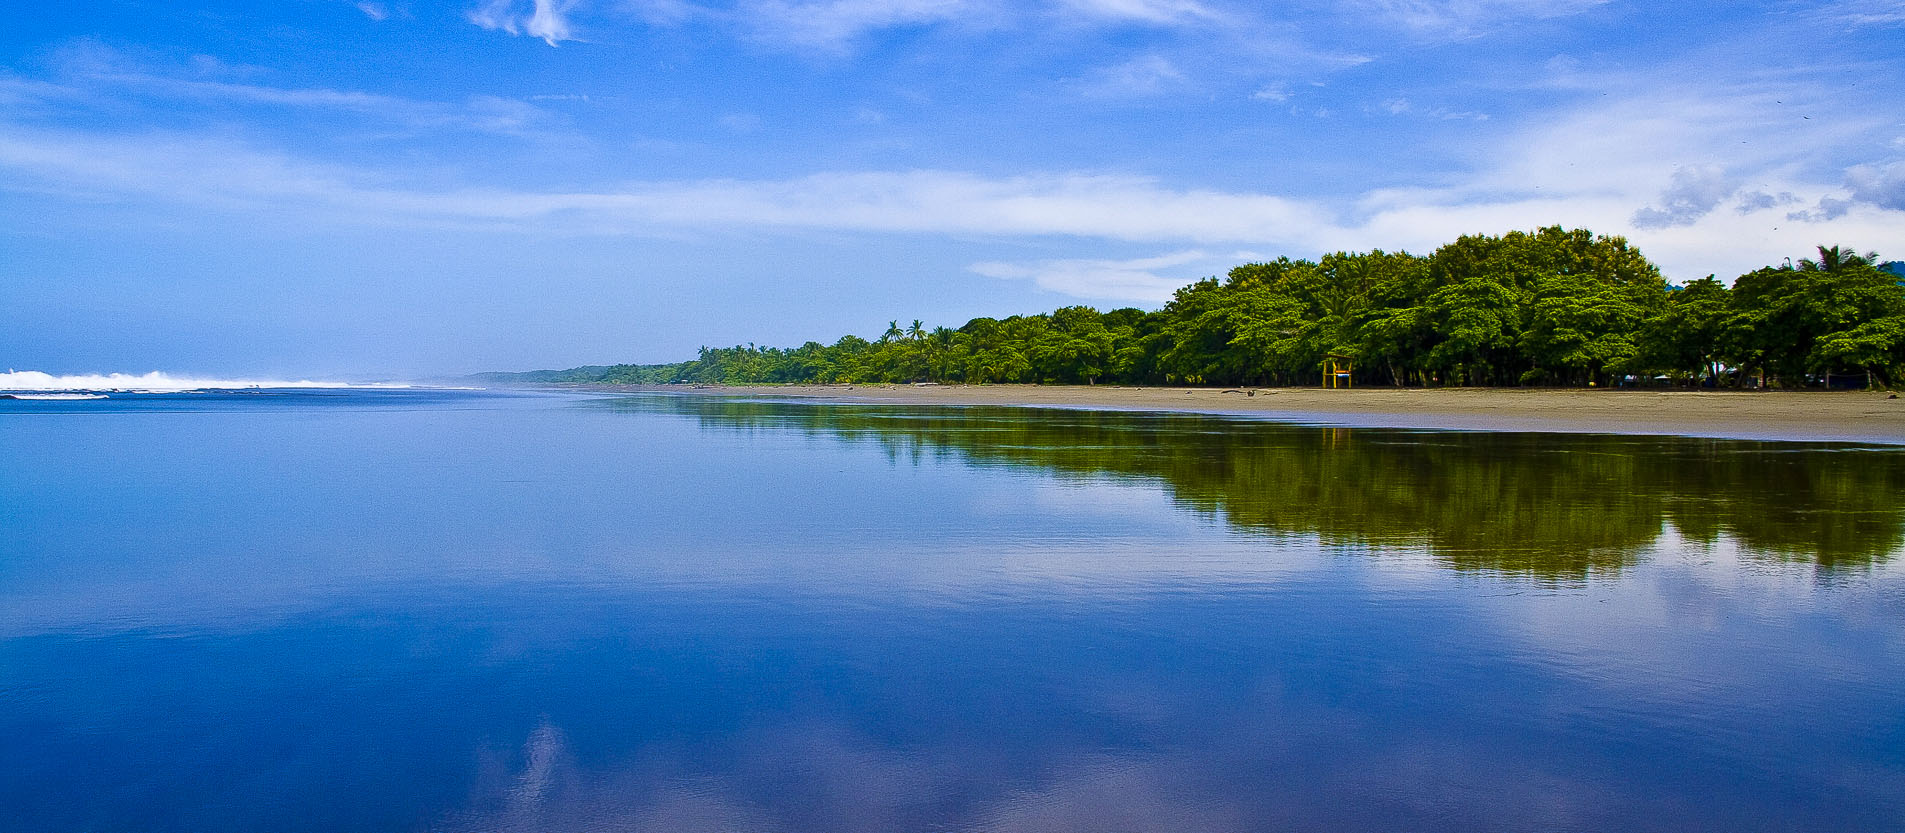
(611, 395, 1905, 575)
(7, 390, 1904, 833)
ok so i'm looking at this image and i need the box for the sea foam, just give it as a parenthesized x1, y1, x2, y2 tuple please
(0, 370, 403, 392)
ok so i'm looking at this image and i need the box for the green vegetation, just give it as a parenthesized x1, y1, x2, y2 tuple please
(495, 230, 1905, 389)
(614, 396, 1905, 577)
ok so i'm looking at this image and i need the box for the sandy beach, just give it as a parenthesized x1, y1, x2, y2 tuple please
(577, 383, 1905, 444)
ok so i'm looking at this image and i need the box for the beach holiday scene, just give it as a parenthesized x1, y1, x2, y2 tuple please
(4, 2, 1905, 832)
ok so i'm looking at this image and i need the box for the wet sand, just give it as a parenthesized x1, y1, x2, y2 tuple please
(578, 384, 1905, 444)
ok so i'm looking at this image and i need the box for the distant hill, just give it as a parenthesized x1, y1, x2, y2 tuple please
(462, 366, 620, 384)
(461, 364, 681, 386)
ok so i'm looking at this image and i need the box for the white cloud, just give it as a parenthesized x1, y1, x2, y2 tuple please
(1372, 97, 1487, 120)
(970, 250, 1239, 301)
(469, 0, 581, 45)
(1437, 71, 1880, 208)
(0, 124, 1333, 240)
(1845, 160, 1905, 211)
(1631, 165, 1733, 229)
(1057, 0, 1220, 25)
(1809, 0, 1905, 28)
(455, 0, 1358, 62)
(31, 44, 556, 136)
(1075, 54, 1187, 97)
(737, 0, 977, 48)
(1787, 195, 1854, 222)
(1359, 0, 1611, 37)
(603, 0, 1262, 51)
(127, 77, 399, 110)
(120, 77, 549, 135)
(1734, 190, 1800, 214)
(620, 0, 1220, 49)
(3, 105, 1899, 286)
(469, 0, 521, 32)
(1, 52, 1899, 289)
(528, 0, 580, 41)
(0, 75, 84, 112)
(1251, 84, 1290, 102)
(1345, 75, 1902, 278)
(356, 2, 392, 21)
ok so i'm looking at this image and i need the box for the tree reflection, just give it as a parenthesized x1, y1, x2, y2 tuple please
(605, 396, 1905, 577)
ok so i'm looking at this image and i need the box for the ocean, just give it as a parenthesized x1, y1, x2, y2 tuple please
(2, 387, 1901, 831)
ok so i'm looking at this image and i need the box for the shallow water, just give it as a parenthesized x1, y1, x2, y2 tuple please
(2, 389, 1902, 832)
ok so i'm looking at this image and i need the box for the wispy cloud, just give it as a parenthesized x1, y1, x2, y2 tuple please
(1057, 0, 1221, 25)
(355, 2, 392, 21)
(33, 44, 556, 136)
(735, 0, 980, 49)
(441, 0, 1368, 73)
(1807, 0, 1905, 29)
(971, 250, 1236, 302)
(1074, 54, 1187, 97)
(1251, 83, 1291, 102)
(469, 0, 581, 45)
(0, 127, 1332, 239)
(718, 112, 762, 132)
(620, 0, 704, 25)
(2, 100, 1898, 285)
(1341, 66, 1904, 274)
(0, 74, 85, 112)
(537, 0, 1268, 52)
(1358, 0, 1611, 37)
(1372, 97, 1487, 120)
(1, 43, 1898, 288)
(523, 0, 987, 50)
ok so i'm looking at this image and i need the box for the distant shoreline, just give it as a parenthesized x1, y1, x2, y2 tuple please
(546, 383, 1905, 444)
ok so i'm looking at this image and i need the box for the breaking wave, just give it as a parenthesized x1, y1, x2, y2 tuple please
(0, 370, 406, 392)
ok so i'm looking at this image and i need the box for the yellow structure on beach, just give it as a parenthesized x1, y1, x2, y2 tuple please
(1323, 354, 1353, 389)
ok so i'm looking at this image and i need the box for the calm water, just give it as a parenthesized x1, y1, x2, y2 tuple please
(3, 389, 1902, 832)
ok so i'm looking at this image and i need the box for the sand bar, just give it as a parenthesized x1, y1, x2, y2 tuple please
(568, 383, 1905, 444)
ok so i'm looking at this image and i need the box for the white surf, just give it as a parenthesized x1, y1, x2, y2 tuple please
(0, 370, 405, 392)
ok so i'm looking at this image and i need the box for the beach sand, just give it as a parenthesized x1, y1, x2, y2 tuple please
(578, 383, 1905, 444)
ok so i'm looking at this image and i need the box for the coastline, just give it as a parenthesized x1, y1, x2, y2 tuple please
(558, 383, 1905, 444)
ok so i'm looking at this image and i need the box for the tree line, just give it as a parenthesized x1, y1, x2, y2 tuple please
(500, 228, 1905, 389)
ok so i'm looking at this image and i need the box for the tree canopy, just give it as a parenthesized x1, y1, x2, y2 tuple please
(495, 231, 1904, 389)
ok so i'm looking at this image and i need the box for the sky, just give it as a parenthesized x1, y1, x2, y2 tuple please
(1, 0, 1902, 379)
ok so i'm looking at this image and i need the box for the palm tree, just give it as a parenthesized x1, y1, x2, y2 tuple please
(881, 320, 903, 343)
(907, 320, 926, 341)
(1799, 245, 1880, 272)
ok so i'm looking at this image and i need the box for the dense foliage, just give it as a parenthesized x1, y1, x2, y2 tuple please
(500, 229, 1905, 388)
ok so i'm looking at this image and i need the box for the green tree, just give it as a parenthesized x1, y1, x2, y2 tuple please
(1520, 272, 1649, 385)
(1722, 246, 1904, 387)
(1639, 277, 1730, 383)
(1033, 306, 1117, 383)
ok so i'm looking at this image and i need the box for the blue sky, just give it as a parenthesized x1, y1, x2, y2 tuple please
(2, 0, 1901, 378)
